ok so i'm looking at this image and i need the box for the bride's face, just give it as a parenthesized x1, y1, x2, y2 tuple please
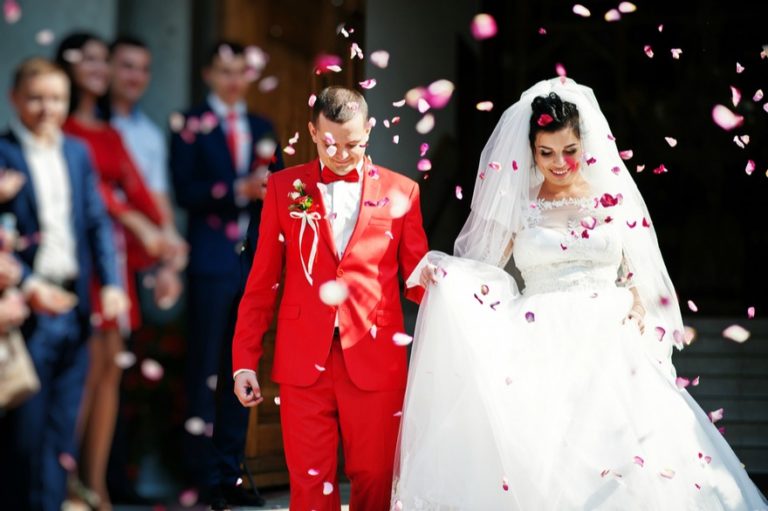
(533, 127, 583, 188)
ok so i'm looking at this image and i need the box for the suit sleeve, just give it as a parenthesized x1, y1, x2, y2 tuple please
(399, 181, 430, 304)
(232, 173, 286, 375)
(170, 130, 238, 214)
(81, 146, 120, 287)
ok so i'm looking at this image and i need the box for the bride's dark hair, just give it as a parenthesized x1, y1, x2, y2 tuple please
(528, 92, 580, 147)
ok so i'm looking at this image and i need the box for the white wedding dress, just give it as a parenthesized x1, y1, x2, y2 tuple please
(393, 197, 767, 510)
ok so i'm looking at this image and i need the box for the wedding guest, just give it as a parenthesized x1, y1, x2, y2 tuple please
(56, 32, 182, 510)
(0, 56, 126, 511)
(170, 40, 282, 508)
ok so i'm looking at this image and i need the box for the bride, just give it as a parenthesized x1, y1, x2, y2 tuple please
(392, 78, 767, 510)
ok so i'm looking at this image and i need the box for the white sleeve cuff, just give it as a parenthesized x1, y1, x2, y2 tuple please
(233, 368, 257, 380)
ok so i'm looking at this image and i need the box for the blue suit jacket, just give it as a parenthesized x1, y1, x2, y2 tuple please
(0, 131, 120, 324)
(170, 101, 283, 277)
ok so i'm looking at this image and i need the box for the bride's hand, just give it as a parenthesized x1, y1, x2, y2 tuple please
(419, 263, 439, 287)
(622, 305, 646, 334)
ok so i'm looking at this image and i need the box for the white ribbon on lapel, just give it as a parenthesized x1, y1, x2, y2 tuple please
(289, 210, 321, 285)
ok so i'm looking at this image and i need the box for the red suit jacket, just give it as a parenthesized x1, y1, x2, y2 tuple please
(232, 159, 429, 391)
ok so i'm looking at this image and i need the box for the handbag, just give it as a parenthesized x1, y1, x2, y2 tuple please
(0, 328, 40, 410)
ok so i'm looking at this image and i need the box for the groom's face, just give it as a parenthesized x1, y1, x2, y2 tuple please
(308, 112, 370, 176)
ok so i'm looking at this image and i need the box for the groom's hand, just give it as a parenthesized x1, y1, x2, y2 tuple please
(234, 371, 264, 407)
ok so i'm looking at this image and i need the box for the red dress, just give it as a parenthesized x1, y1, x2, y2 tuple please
(63, 117, 163, 331)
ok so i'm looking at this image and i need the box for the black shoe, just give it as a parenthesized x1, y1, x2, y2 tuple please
(217, 484, 266, 508)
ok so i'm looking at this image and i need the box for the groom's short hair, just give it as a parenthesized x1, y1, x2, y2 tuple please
(312, 86, 368, 124)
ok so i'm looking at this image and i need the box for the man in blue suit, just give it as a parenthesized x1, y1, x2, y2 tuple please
(0, 57, 127, 511)
(170, 40, 283, 508)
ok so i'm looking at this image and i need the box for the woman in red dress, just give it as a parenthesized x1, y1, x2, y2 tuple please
(55, 32, 185, 510)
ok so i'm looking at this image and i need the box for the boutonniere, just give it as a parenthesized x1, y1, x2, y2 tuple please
(287, 179, 317, 213)
(287, 179, 321, 285)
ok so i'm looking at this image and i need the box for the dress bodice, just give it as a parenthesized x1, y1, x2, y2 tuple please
(513, 196, 623, 295)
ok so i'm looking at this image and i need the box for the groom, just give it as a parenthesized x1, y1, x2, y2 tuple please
(232, 85, 428, 509)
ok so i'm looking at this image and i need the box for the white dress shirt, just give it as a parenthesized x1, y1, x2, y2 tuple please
(111, 107, 169, 194)
(316, 161, 364, 259)
(10, 119, 78, 282)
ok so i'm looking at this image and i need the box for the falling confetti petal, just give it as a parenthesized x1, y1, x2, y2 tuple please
(392, 99, 406, 107)
(653, 164, 668, 174)
(708, 408, 724, 423)
(687, 300, 698, 312)
(141, 358, 164, 381)
(747, 306, 755, 318)
(349, 42, 363, 60)
(425, 79, 455, 109)
(3, 0, 20, 23)
(722, 324, 750, 343)
(326, 145, 338, 158)
(745, 160, 756, 175)
(537, 114, 554, 127)
(114, 351, 137, 369)
(274, 396, 281, 406)
(417, 158, 432, 172)
(525, 311, 535, 323)
(359, 78, 377, 90)
(538, 27, 547, 35)
(476, 101, 494, 111)
(660, 469, 676, 479)
(675, 377, 690, 389)
(655, 326, 666, 342)
(711, 105, 744, 131)
(657, 24, 664, 32)
(417, 98, 431, 114)
(604, 9, 621, 22)
(283, 146, 296, 156)
(419, 143, 429, 157)
(392, 135, 400, 144)
(393, 410, 403, 417)
(455, 186, 463, 200)
(319, 281, 349, 306)
(179, 488, 199, 507)
(730, 86, 742, 107)
(258, 76, 279, 93)
(644, 45, 654, 58)
(753, 89, 764, 102)
(35, 29, 55, 46)
(59, 452, 77, 472)
(370, 50, 390, 68)
(470, 13, 498, 40)
(185, 417, 207, 436)
(572, 4, 591, 17)
(633, 456, 645, 467)
(502, 477, 510, 491)
(416, 114, 435, 134)
(555, 63, 567, 79)
(671, 48, 683, 59)
(618, 1, 637, 12)
(619, 150, 633, 160)
(393, 332, 413, 346)
(308, 468, 320, 476)
(323, 482, 334, 495)
(207, 374, 218, 391)
(665, 137, 677, 147)
(736, 62, 744, 73)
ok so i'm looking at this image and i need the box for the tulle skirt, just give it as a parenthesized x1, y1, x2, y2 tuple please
(392, 254, 767, 510)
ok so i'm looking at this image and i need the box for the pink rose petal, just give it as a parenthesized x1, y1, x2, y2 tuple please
(660, 469, 676, 479)
(745, 160, 756, 175)
(323, 482, 334, 495)
(538, 27, 547, 35)
(633, 456, 645, 467)
(370, 324, 378, 339)
(502, 476, 510, 491)
(525, 311, 535, 323)
(712, 105, 744, 131)
(655, 326, 666, 342)
(273, 396, 281, 406)
(3, 0, 21, 23)
(319, 281, 349, 306)
(211, 182, 228, 199)
(580, 216, 597, 230)
(258, 76, 279, 93)
(476, 101, 494, 111)
(604, 9, 621, 22)
(730, 86, 742, 107)
(671, 48, 683, 59)
(114, 351, 137, 369)
(555, 63, 567, 79)
(417, 158, 431, 172)
(488, 161, 501, 172)
(308, 468, 319, 476)
(687, 300, 698, 312)
(425, 79, 455, 109)
(722, 324, 750, 343)
(185, 417, 206, 436)
(392, 135, 400, 144)
(419, 143, 429, 157)
(392, 99, 406, 107)
(658, 24, 664, 32)
(370, 50, 390, 68)
(653, 164, 668, 174)
(141, 358, 164, 381)
(315, 364, 326, 372)
(349, 42, 363, 60)
(392, 332, 413, 346)
(308, 94, 317, 107)
(736, 62, 744, 73)
(455, 186, 463, 200)
(753, 89, 764, 102)
(618, 2, 637, 13)
(314, 53, 342, 74)
(675, 377, 690, 389)
(179, 488, 199, 507)
(611, 166, 621, 175)
(35, 29, 55, 46)
(225, 221, 241, 241)
(283, 146, 296, 156)
(747, 306, 755, 319)
(665, 137, 677, 147)
(512, 160, 519, 171)
(416, 114, 435, 134)
(59, 452, 77, 472)
(644, 45, 654, 58)
(417, 98, 431, 113)
(470, 13, 498, 40)
(359, 78, 377, 90)
(572, 4, 591, 17)
(619, 150, 634, 160)
(708, 408, 724, 423)
(393, 410, 403, 417)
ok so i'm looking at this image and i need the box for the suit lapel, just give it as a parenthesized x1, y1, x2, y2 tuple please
(342, 160, 380, 261)
(3, 132, 40, 226)
(302, 160, 339, 262)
